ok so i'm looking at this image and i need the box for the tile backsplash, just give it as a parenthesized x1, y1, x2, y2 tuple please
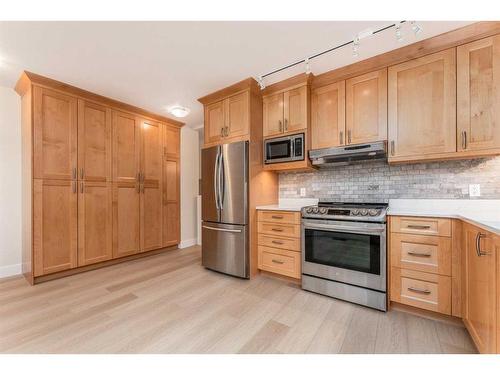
(279, 157, 500, 202)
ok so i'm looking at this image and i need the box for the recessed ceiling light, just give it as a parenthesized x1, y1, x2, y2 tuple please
(168, 105, 190, 118)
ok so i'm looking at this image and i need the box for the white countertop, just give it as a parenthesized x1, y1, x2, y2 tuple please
(388, 199, 500, 235)
(256, 198, 318, 212)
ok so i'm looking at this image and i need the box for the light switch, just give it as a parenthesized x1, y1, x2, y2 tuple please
(299, 188, 306, 197)
(469, 184, 481, 197)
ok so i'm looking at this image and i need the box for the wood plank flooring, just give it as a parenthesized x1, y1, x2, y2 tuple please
(0, 246, 477, 354)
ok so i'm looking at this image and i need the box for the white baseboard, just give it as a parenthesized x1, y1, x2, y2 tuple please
(0, 263, 22, 278)
(179, 238, 197, 249)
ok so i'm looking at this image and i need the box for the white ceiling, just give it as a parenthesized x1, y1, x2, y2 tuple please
(0, 21, 472, 127)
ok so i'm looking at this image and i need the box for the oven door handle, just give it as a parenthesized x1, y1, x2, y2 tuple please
(303, 222, 385, 235)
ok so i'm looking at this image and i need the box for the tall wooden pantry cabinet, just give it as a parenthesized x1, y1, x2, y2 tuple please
(15, 71, 183, 284)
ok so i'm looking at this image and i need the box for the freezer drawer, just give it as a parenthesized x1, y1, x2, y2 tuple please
(202, 222, 248, 278)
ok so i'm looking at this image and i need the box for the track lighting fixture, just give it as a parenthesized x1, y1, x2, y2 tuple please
(395, 24, 404, 42)
(257, 76, 265, 90)
(352, 37, 360, 57)
(411, 21, 423, 36)
(305, 58, 311, 75)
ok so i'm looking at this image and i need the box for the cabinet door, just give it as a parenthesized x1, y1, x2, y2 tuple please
(346, 68, 387, 145)
(311, 81, 345, 149)
(33, 179, 78, 276)
(33, 86, 77, 180)
(163, 158, 180, 247)
(78, 181, 112, 266)
(263, 93, 284, 137)
(284, 85, 308, 134)
(141, 183, 163, 252)
(164, 124, 180, 159)
(140, 118, 162, 185)
(78, 100, 112, 182)
(464, 224, 497, 353)
(458, 35, 500, 152)
(112, 182, 141, 258)
(204, 101, 224, 145)
(388, 49, 456, 159)
(112, 111, 140, 183)
(225, 91, 249, 139)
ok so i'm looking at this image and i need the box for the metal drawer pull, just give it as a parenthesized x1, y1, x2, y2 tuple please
(271, 259, 284, 265)
(271, 228, 284, 232)
(475, 232, 488, 256)
(202, 225, 242, 233)
(407, 251, 432, 258)
(271, 215, 284, 219)
(407, 287, 431, 295)
(271, 240, 284, 245)
(407, 224, 431, 230)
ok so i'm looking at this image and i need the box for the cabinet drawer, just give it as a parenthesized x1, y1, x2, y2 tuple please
(390, 233, 451, 275)
(258, 246, 301, 279)
(390, 268, 451, 315)
(257, 222, 300, 238)
(391, 216, 451, 237)
(257, 210, 300, 225)
(258, 234, 300, 252)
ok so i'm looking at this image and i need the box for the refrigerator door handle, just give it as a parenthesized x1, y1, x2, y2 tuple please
(202, 225, 242, 233)
(214, 148, 220, 210)
(219, 151, 225, 210)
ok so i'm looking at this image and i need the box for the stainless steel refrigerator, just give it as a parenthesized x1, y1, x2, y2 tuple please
(201, 141, 249, 278)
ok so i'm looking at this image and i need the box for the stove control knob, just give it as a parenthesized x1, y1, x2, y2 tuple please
(313, 207, 319, 214)
(368, 209, 379, 216)
(351, 209, 359, 216)
(305, 207, 313, 213)
(319, 207, 327, 214)
(360, 209, 368, 216)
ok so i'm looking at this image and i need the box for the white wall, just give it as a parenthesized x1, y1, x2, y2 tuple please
(179, 126, 200, 248)
(0, 86, 22, 277)
(0, 85, 200, 278)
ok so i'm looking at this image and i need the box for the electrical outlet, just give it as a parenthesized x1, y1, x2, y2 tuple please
(299, 188, 306, 197)
(469, 184, 481, 197)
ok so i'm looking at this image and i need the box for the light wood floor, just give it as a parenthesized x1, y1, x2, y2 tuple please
(0, 246, 477, 354)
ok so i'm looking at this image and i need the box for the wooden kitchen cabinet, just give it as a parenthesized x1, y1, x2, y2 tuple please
(112, 182, 141, 258)
(463, 223, 497, 354)
(140, 118, 163, 186)
(311, 81, 345, 150)
(78, 181, 113, 266)
(33, 86, 78, 180)
(204, 100, 225, 145)
(33, 179, 78, 276)
(112, 110, 141, 183)
(263, 85, 308, 138)
(78, 100, 112, 182)
(163, 124, 181, 247)
(457, 35, 500, 154)
(346, 68, 387, 145)
(388, 48, 457, 162)
(141, 184, 163, 252)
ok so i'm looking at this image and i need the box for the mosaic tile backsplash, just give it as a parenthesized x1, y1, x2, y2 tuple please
(279, 156, 500, 202)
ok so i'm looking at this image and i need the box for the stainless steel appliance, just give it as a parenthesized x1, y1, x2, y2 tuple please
(301, 201, 388, 311)
(264, 133, 304, 164)
(309, 141, 387, 167)
(201, 141, 249, 278)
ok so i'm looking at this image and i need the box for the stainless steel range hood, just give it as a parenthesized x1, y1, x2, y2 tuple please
(309, 141, 387, 167)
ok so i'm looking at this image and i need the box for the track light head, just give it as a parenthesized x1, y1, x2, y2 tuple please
(411, 21, 423, 36)
(352, 37, 360, 57)
(257, 76, 265, 90)
(305, 58, 311, 75)
(395, 24, 404, 42)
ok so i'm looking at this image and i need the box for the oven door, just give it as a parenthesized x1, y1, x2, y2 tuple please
(302, 219, 386, 292)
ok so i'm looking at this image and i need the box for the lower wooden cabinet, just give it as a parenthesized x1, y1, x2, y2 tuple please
(78, 181, 112, 266)
(33, 179, 78, 277)
(463, 223, 498, 354)
(113, 182, 141, 258)
(257, 210, 301, 280)
(141, 183, 163, 252)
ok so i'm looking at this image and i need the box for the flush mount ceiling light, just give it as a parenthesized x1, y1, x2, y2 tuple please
(168, 105, 190, 118)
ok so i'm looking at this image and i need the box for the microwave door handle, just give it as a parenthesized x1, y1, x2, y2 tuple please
(290, 139, 294, 158)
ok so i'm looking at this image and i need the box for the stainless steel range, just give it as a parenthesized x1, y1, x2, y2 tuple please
(301, 201, 388, 311)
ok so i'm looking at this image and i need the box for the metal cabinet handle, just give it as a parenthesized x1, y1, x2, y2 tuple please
(80, 182, 84, 193)
(271, 259, 284, 265)
(271, 240, 284, 245)
(284, 118, 288, 132)
(80, 168, 84, 179)
(271, 215, 284, 219)
(390, 140, 395, 156)
(278, 120, 283, 133)
(72, 167, 77, 179)
(407, 251, 432, 258)
(220, 127, 224, 137)
(348, 130, 352, 144)
(475, 232, 488, 256)
(462, 131, 468, 150)
(407, 224, 431, 230)
(407, 287, 431, 295)
(271, 228, 284, 232)
(224, 126, 229, 137)
(72, 181, 77, 193)
(339, 131, 344, 145)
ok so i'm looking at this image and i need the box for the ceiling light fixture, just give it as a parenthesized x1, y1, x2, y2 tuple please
(395, 24, 404, 42)
(411, 21, 423, 36)
(168, 105, 190, 118)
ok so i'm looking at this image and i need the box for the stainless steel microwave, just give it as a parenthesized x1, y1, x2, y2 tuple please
(264, 133, 305, 164)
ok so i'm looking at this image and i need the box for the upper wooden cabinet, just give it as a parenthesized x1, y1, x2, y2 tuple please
(78, 100, 112, 182)
(33, 86, 78, 180)
(140, 118, 163, 185)
(263, 85, 308, 138)
(311, 81, 345, 150)
(112, 111, 141, 183)
(204, 101, 225, 145)
(463, 223, 498, 354)
(458, 35, 500, 153)
(346, 68, 387, 145)
(388, 48, 457, 162)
